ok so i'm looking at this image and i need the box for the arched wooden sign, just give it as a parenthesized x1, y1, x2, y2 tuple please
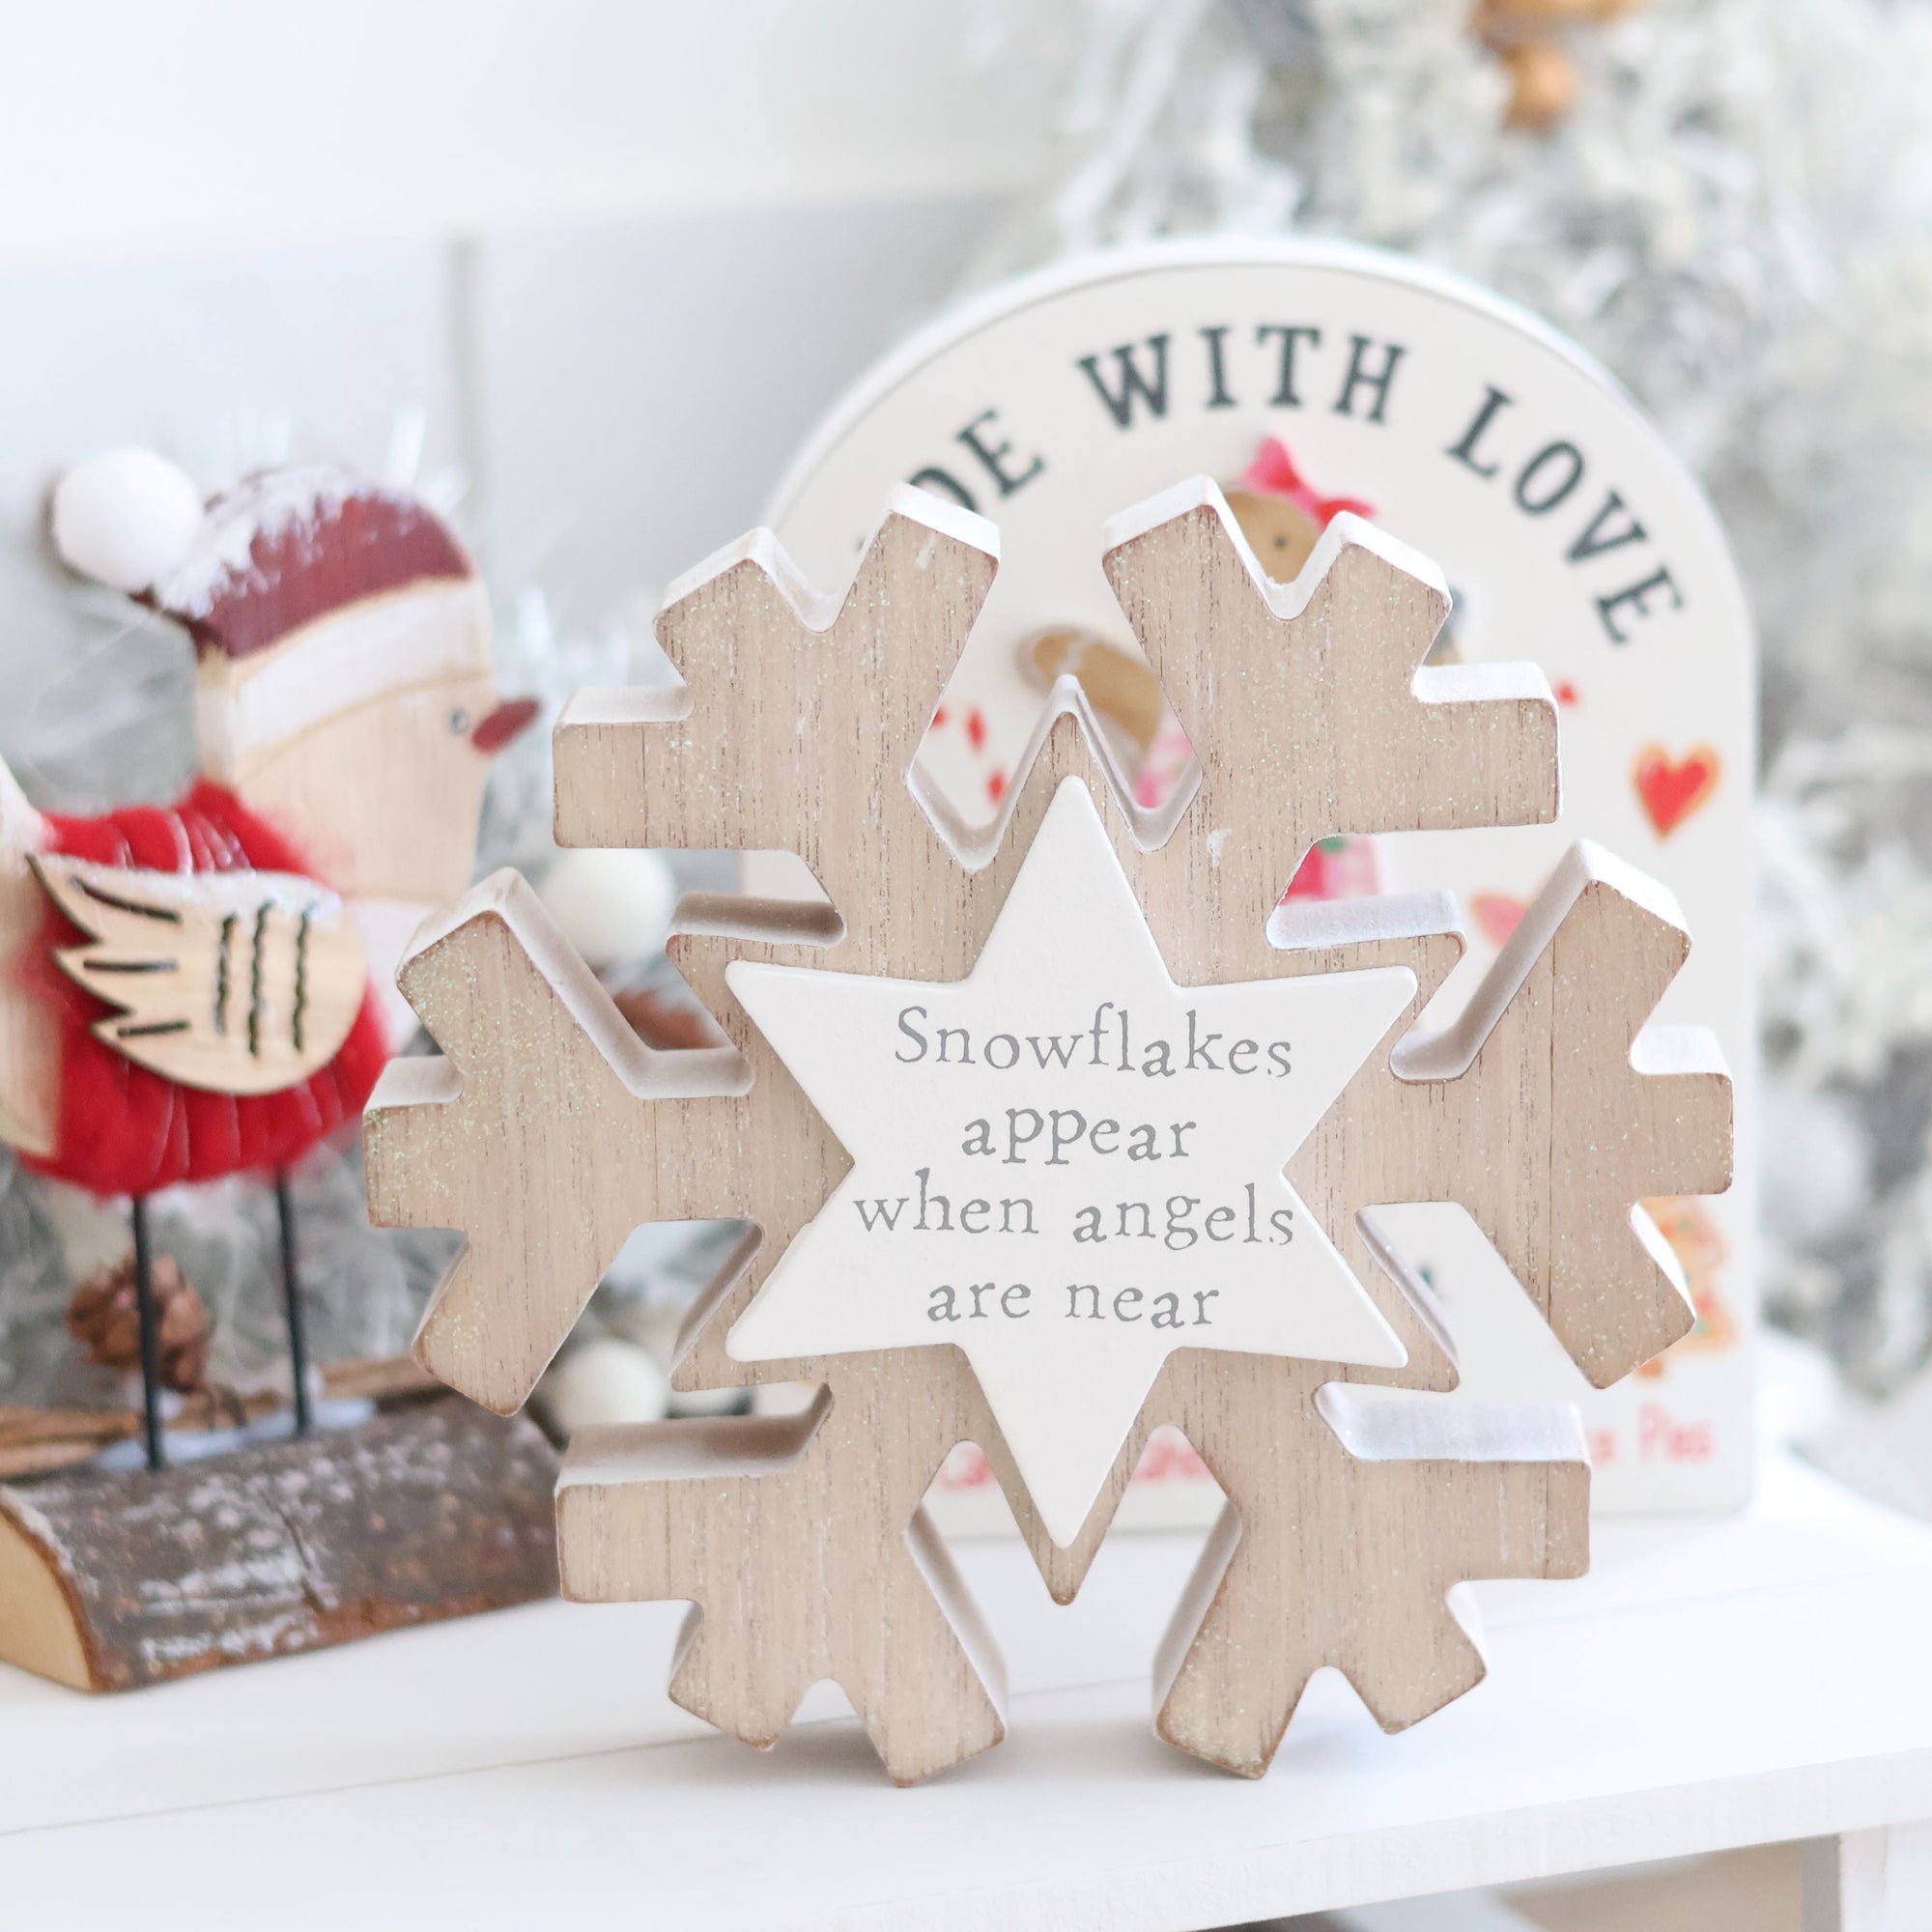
(769, 240, 1757, 1514)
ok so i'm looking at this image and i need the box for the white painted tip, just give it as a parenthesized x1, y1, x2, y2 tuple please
(51, 447, 205, 592)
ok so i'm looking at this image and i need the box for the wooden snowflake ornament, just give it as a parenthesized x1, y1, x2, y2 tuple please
(365, 478, 1731, 1784)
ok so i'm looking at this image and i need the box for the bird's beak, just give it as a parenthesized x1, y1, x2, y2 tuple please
(471, 697, 539, 754)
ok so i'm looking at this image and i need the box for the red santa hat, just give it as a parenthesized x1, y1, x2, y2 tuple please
(51, 450, 505, 768)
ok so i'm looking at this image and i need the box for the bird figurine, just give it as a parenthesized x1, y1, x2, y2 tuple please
(0, 451, 535, 1468)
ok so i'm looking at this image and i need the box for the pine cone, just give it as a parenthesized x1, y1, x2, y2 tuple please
(67, 1252, 212, 1394)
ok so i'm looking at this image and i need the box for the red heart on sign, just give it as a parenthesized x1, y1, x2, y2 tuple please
(1632, 744, 1719, 838)
(1470, 892, 1526, 948)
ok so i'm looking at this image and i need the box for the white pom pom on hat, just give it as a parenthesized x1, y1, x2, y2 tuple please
(50, 447, 205, 593)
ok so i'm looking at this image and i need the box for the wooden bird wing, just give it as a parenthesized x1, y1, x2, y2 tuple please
(29, 854, 368, 1096)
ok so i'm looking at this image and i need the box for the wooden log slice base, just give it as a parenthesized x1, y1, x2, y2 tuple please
(0, 1397, 558, 1692)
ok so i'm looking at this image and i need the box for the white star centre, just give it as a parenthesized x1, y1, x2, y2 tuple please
(726, 780, 1414, 1545)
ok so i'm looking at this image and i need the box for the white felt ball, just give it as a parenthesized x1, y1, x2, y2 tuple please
(51, 448, 204, 592)
(536, 1336, 669, 1435)
(537, 846, 677, 968)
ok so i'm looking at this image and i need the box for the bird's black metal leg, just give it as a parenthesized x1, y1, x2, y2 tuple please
(275, 1169, 313, 1435)
(129, 1195, 164, 1472)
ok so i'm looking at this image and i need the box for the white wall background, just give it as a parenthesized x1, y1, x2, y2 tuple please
(0, 3, 1048, 801)
(0, 3, 1053, 254)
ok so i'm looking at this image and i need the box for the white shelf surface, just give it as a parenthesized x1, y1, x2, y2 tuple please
(4, 1454, 1931, 1929)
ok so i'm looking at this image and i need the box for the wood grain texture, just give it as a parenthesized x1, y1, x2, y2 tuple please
(365, 874, 746, 1413)
(1154, 1388, 1588, 1776)
(1094, 479, 1560, 985)
(558, 1394, 1006, 1786)
(0, 1399, 557, 1692)
(369, 479, 1729, 1780)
